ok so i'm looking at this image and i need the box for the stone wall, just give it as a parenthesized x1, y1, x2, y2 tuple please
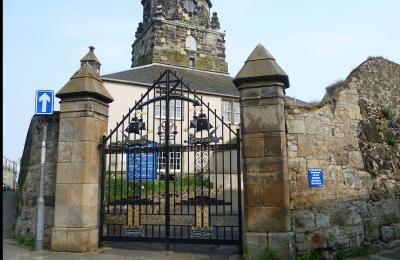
(15, 113, 59, 247)
(286, 57, 400, 256)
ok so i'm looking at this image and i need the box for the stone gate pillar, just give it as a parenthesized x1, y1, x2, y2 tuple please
(51, 47, 113, 252)
(233, 44, 293, 259)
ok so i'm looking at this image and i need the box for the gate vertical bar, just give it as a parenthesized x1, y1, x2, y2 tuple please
(99, 136, 107, 247)
(165, 70, 171, 250)
(236, 129, 243, 255)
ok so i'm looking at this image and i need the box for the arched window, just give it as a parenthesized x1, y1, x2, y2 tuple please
(185, 35, 197, 52)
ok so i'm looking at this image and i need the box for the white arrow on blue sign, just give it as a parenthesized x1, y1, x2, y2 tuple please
(35, 90, 54, 115)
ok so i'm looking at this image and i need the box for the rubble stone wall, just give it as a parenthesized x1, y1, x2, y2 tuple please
(15, 114, 59, 247)
(286, 57, 400, 255)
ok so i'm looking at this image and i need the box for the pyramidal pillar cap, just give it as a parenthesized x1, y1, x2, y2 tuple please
(56, 48, 113, 103)
(233, 44, 290, 89)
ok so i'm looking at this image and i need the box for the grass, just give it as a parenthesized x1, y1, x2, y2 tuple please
(381, 107, 392, 119)
(297, 249, 327, 260)
(262, 248, 279, 260)
(336, 245, 370, 259)
(16, 237, 35, 250)
(325, 79, 344, 97)
(104, 174, 214, 203)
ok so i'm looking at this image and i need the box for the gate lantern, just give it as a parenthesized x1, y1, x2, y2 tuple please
(125, 116, 146, 134)
(190, 113, 213, 132)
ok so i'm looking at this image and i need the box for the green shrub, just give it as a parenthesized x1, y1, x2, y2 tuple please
(382, 107, 392, 119)
(16, 237, 35, 250)
(243, 248, 279, 260)
(336, 245, 370, 260)
(262, 248, 279, 260)
(388, 138, 398, 147)
(296, 250, 326, 260)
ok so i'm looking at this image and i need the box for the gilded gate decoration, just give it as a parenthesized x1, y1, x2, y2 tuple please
(100, 70, 242, 251)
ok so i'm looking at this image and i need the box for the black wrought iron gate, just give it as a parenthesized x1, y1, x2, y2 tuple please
(100, 70, 242, 251)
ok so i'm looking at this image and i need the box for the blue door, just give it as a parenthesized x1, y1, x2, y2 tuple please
(127, 141, 158, 180)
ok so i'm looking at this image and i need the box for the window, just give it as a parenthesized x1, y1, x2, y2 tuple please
(157, 152, 181, 172)
(233, 102, 240, 124)
(182, 0, 198, 14)
(222, 100, 240, 124)
(222, 101, 232, 123)
(185, 35, 197, 52)
(155, 99, 182, 120)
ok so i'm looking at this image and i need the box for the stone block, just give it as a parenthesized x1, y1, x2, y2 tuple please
(243, 232, 268, 258)
(348, 151, 364, 169)
(242, 134, 264, 158)
(334, 152, 349, 166)
(58, 141, 100, 164)
(368, 199, 400, 225)
(304, 117, 323, 135)
(51, 228, 67, 251)
(54, 184, 99, 206)
(290, 192, 315, 209)
(288, 158, 307, 175)
(54, 204, 98, 228)
(343, 168, 360, 189)
(380, 226, 396, 242)
(262, 180, 289, 207)
(393, 223, 400, 238)
(60, 98, 109, 118)
(240, 84, 285, 99)
(244, 177, 264, 208)
(59, 117, 107, 143)
(364, 218, 379, 241)
(316, 213, 330, 228)
(66, 227, 98, 252)
(322, 227, 349, 248)
(264, 132, 287, 157)
(268, 232, 295, 260)
(52, 227, 98, 252)
(358, 171, 373, 190)
(246, 207, 290, 232)
(56, 162, 100, 184)
(242, 105, 285, 133)
(292, 210, 315, 231)
(244, 157, 287, 178)
(304, 231, 328, 249)
(297, 135, 314, 157)
(287, 120, 305, 134)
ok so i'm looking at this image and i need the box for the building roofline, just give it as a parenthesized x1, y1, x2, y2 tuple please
(102, 63, 233, 78)
(101, 77, 240, 99)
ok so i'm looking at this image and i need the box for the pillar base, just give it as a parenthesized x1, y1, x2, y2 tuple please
(244, 232, 295, 260)
(51, 227, 98, 252)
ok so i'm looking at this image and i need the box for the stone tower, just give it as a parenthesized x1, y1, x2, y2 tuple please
(131, 0, 228, 73)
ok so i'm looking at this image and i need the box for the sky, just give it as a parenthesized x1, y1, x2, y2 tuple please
(3, 0, 400, 163)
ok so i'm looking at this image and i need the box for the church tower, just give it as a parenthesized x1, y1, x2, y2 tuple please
(131, 0, 228, 73)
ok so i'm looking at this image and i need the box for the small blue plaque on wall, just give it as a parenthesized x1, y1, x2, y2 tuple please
(308, 168, 324, 187)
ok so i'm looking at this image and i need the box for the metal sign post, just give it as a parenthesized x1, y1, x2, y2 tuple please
(35, 122, 47, 251)
(34, 90, 54, 251)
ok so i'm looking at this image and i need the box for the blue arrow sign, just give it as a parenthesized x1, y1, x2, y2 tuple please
(35, 90, 54, 115)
